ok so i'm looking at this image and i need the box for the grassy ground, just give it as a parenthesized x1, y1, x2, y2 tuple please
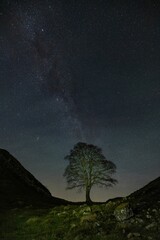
(0, 204, 125, 240)
(0, 200, 160, 240)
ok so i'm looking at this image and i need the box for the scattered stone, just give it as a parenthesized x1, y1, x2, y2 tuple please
(133, 233, 141, 237)
(79, 206, 92, 215)
(57, 211, 67, 216)
(152, 209, 157, 213)
(114, 202, 134, 221)
(26, 217, 39, 224)
(127, 232, 141, 239)
(130, 218, 135, 224)
(80, 213, 97, 223)
(135, 218, 144, 224)
(70, 223, 76, 229)
(72, 210, 76, 215)
(127, 233, 133, 239)
(145, 222, 157, 230)
(94, 221, 100, 227)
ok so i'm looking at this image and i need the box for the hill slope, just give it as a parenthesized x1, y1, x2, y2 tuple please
(128, 176, 160, 210)
(129, 176, 160, 199)
(0, 148, 67, 208)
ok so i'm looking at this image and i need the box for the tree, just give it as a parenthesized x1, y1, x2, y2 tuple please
(63, 142, 117, 204)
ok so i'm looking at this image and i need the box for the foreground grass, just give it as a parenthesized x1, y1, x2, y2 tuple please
(0, 204, 125, 240)
(0, 201, 160, 240)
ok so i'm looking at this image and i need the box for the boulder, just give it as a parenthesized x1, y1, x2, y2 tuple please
(145, 222, 157, 230)
(114, 202, 134, 221)
(127, 232, 141, 239)
(80, 213, 97, 224)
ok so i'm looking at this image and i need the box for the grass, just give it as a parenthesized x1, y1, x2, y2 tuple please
(0, 204, 126, 240)
(0, 198, 159, 240)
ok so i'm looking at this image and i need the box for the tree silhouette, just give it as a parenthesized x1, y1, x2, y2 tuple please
(63, 142, 117, 204)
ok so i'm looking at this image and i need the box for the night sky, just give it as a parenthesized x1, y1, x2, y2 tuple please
(1, 0, 160, 202)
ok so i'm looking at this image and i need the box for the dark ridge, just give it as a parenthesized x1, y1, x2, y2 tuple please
(0, 149, 51, 197)
(127, 176, 160, 210)
(0, 149, 68, 209)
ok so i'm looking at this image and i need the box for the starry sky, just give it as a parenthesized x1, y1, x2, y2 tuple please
(1, 0, 160, 202)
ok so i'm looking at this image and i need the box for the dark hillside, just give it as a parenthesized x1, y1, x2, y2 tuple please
(0, 149, 67, 209)
(128, 176, 160, 211)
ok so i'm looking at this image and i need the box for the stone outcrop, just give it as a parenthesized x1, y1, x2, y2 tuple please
(114, 202, 134, 221)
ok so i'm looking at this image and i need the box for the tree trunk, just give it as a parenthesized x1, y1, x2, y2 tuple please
(86, 186, 92, 205)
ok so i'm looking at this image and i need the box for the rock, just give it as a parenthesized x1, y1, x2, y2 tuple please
(127, 232, 141, 239)
(134, 218, 144, 224)
(80, 213, 97, 223)
(114, 202, 134, 221)
(133, 233, 141, 237)
(57, 211, 67, 216)
(127, 233, 133, 238)
(94, 221, 100, 227)
(152, 209, 157, 213)
(145, 222, 157, 230)
(26, 217, 39, 224)
(79, 206, 92, 215)
(70, 223, 76, 229)
(130, 218, 135, 223)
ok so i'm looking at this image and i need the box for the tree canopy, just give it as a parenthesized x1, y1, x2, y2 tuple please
(63, 142, 117, 204)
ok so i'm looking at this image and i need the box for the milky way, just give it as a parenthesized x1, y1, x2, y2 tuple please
(0, 1, 160, 201)
(1, 1, 85, 141)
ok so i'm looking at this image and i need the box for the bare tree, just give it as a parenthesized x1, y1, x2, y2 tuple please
(63, 142, 117, 204)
